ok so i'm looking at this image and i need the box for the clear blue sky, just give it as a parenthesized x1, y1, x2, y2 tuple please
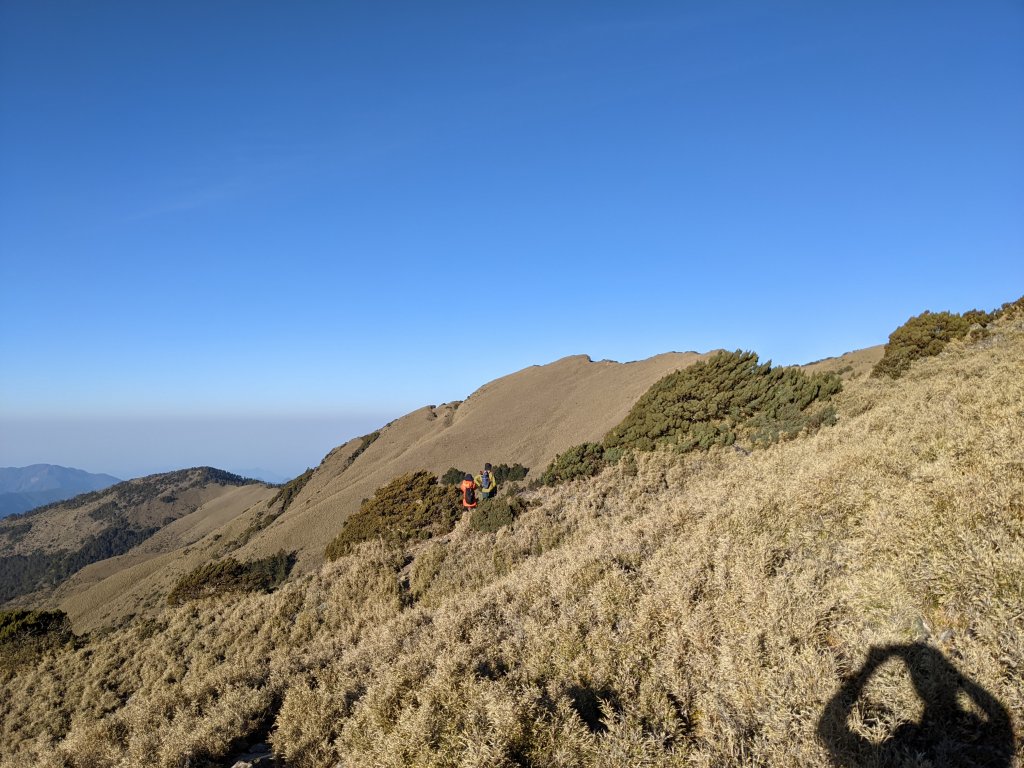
(2, 1, 1022, 479)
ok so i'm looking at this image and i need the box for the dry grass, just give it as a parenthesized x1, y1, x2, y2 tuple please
(1, 315, 1022, 767)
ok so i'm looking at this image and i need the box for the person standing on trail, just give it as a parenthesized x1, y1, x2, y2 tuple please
(460, 473, 478, 509)
(475, 463, 498, 500)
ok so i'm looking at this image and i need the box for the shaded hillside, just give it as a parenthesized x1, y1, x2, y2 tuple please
(0, 468, 264, 608)
(0, 465, 120, 518)
(1, 305, 1020, 767)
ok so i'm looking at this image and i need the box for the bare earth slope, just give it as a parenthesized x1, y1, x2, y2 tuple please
(232, 351, 709, 569)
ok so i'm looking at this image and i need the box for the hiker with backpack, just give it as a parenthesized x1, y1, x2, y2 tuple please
(460, 473, 478, 509)
(475, 463, 498, 500)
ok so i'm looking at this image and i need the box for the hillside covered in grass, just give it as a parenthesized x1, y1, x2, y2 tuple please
(0, 468, 267, 611)
(1, 303, 1022, 767)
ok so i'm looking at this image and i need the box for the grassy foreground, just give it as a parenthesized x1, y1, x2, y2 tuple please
(1, 314, 1022, 767)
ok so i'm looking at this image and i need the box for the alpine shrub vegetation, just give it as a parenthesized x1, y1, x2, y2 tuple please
(0, 609, 71, 646)
(872, 309, 988, 379)
(441, 467, 466, 486)
(166, 551, 296, 606)
(492, 462, 529, 484)
(324, 471, 461, 560)
(604, 350, 841, 453)
(540, 351, 842, 486)
(540, 443, 607, 486)
(468, 495, 528, 533)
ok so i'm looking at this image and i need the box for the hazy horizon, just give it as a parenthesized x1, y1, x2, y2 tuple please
(0, 413, 396, 481)
(2, 2, 1021, 477)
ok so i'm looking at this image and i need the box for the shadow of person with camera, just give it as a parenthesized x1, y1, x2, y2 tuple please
(818, 642, 1014, 767)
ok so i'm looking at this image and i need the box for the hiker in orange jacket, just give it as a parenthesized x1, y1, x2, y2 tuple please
(459, 473, 478, 509)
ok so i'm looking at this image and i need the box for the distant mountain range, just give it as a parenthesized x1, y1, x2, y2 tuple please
(0, 464, 121, 518)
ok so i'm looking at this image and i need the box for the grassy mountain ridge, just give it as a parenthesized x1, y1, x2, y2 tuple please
(40, 355, 714, 631)
(0, 468, 266, 611)
(0, 304, 1020, 766)
(195, 351, 715, 575)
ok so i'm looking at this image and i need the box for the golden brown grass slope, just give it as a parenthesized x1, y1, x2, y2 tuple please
(43, 353, 707, 631)
(228, 351, 709, 572)
(0, 468, 259, 559)
(50, 484, 275, 630)
(0, 469, 267, 615)
(2, 311, 1020, 767)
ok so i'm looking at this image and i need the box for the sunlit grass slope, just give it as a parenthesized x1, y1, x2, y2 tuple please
(1, 310, 1021, 767)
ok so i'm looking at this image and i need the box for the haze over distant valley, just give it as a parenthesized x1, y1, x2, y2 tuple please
(0, 413, 396, 483)
(0, 464, 120, 518)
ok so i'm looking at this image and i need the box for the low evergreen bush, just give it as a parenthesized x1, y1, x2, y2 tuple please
(166, 551, 296, 605)
(604, 351, 841, 453)
(540, 443, 607, 486)
(872, 309, 991, 379)
(441, 467, 466, 486)
(325, 471, 461, 560)
(492, 463, 529, 484)
(0, 609, 71, 645)
(468, 495, 527, 533)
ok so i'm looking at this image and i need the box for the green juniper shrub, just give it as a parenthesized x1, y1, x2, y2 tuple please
(440, 467, 467, 486)
(540, 443, 607, 486)
(342, 431, 380, 472)
(0, 609, 74, 669)
(492, 463, 529, 484)
(468, 495, 528, 533)
(325, 471, 461, 560)
(0, 609, 71, 645)
(166, 550, 296, 606)
(603, 350, 842, 454)
(871, 309, 993, 379)
(269, 468, 315, 512)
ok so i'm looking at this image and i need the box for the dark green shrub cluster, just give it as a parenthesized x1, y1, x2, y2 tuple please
(0, 609, 71, 645)
(341, 431, 381, 473)
(540, 443, 607, 486)
(604, 351, 841, 453)
(269, 467, 314, 512)
(0, 521, 32, 544)
(166, 550, 296, 606)
(492, 463, 529, 484)
(537, 351, 842, 488)
(468, 496, 527, 533)
(441, 467, 467, 486)
(325, 471, 461, 560)
(0, 525, 159, 604)
(442, 464, 529, 486)
(872, 309, 991, 379)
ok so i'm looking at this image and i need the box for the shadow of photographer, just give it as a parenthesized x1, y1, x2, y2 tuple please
(818, 642, 1014, 767)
